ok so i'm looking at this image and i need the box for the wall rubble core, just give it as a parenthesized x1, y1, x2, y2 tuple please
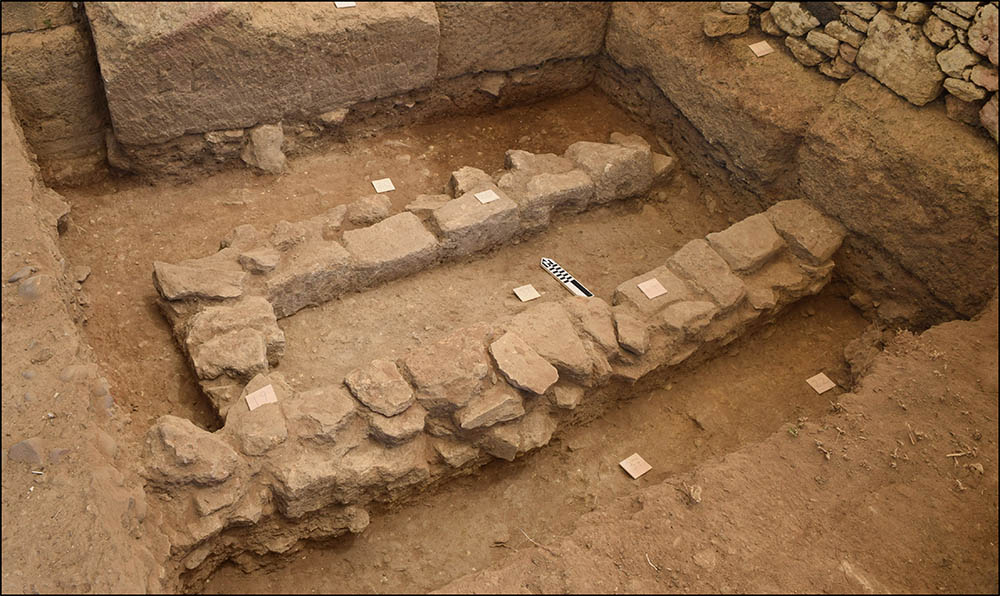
(142, 194, 846, 583)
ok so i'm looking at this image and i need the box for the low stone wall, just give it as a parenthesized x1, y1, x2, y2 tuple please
(140, 198, 847, 584)
(701, 1, 997, 140)
(598, 2, 998, 328)
(152, 135, 673, 416)
(1, 1, 110, 185)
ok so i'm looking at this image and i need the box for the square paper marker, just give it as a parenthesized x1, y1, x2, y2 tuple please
(806, 372, 837, 394)
(749, 40, 774, 58)
(475, 189, 500, 204)
(513, 284, 541, 302)
(371, 178, 395, 193)
(637, 278, 667, 300)
(334, 1, 356, 7)
(620, 453, 652, 479)
(245, 384, 278, 411)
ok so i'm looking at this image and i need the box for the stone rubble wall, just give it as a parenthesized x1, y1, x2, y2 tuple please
(1, 83, 166, 593)
(598, 2, 998, 328)
(702, 1, 998, 140)
(151, 135, 674, 417)
(140, 198, 847, 586)
(0, 1, 111, 185)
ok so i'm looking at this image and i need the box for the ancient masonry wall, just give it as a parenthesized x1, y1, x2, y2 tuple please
(704, 1, 998, 139)
(142, 193, 846, 585)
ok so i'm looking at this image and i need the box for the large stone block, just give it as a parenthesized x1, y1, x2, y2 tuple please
(401, 323, 493, 414)
(435, 2, 609, 79)
(613, 265, 697, 317)
(764, 200, 846, 265)
(505, 302, 594, 383)
(144, 415, 241, 486)
(798, 74, 998, 318)
(266, 240, 354, 318)
(706, 213, 786, 272)
(345, 359, 415, 417)
(431, 187, 520, 256)
(2, 2, 76, 33)
(153, 260, 246, 301)
(85, 2, 440, 144)
(564, 141, 653, 204)
(185, 296, 285, 365)
(342, 213, 440, 287)
(489, 332, 559, 395)
(667, 240, 747, 311)
(856, 11, 945, 106)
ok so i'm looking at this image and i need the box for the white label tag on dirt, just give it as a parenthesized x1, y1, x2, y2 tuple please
(620, 453, 652, 479)
(334, 1, 357, 8)
(806, 372, 836, 394)
(749, 40, 774, 58)
(245, 384, 278, 411)
(475, 189, 500, 204)
(637, 278, 667, 300)
(513, 284, 541, 302)
(371, 178, 395, 193)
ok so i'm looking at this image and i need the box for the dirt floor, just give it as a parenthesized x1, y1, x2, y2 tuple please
(49, 87, 998, 593)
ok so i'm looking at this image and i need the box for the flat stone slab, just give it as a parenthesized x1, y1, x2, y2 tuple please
(613, 265, 696, 316)
(668, 239, 746, 311)
(563, 141, 653, 204)
(405, 194, 451, 217)
(342, 212, 440, 284)
(431, 187, 520, 256)
(489, 332, 559, 395)
(517, 170, 595, 230)
(614, 310, 649, 355)
(661, 301, 719, 338)
(266, 241, 354, 318)
(401, 323, 493, 413)
(153, 260, 246, 301)
(764, 200, 847, 266)
(456, 389, 525, 430)
(505, 302, 594, 382)
(706, 213, 785, 272)
(238, 247, 281, 274)
(344, 359, 415, 417)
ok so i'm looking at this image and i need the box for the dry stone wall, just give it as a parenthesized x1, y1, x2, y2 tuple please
(152, 135, 673, 417)
(141, 199, 847, 583)
(702, 1, 999, 140)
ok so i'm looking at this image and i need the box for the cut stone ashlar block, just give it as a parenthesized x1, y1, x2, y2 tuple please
(154, 260, 246, 301)
(668, 239, 747, 312)
(448, 166, 495, 197)
(430, 186, 520, 256)
(764, 200, 847, 266)
(705, 213, 786, 273)
(342, 212, 440, 287)
(564, 141, 654, 204)
(613, 265, 697, 317)
(509, 170, 595, 232)
(608, 131, 675, 185)
(266, 240, 354, 319)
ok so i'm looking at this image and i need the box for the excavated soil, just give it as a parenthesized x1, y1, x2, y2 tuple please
(49, 87, 998, 593)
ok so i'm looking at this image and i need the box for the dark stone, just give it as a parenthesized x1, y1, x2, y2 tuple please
(804, 2, 840, 24)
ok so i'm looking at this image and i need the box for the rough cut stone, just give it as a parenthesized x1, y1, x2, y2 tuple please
(478, 407, 556, 461)
(971, 65, 999, 92)
(153, 260, 245, 301)
(707, 214, 786, 273)
(944, 77, 988, 101)
(840, 43, 859, 64)
(346, 194, 392, 226)
(662, 301, 720, 337)
(222, 224, 260, 251)
(721, 2, 752, 15)
(837, 1, 878, 20)
(519, 170, 595, 229)
(505, 302, 594, 382)
(431, 188, 520, 256)
(932, 5, 971, 29)
(668, 239, 747, 311)
(367, 403, 426, 446)
(8, 437, 46, 464)
(405, 194, 451, 217)
(969, 4, 998, 65)
(806, 29, 839, 57)
(435, 3, 608, 79)
(433, 439, 479, 468)
(785, 35, 826, 66)
(561, 296, 619, 354)
(266, 241, 354, 318)
(703, 12, 750, 38)
(945, 94, 982, 125)
(85, 2, 440, 145)
(402, 324, 493, 413)
(550, 384, 584, 409)
(306, 204, 348, 240)
(824, 20, 865, 46)
(761, 10, 784, 36)
(225, 374, 289, 456)
(145, 415, 240, 486)
(455, 389, 525, 430)
(608, 132, 650, 149)
(489, 332, 559, 395)
(937, 44, 981, 78)
(188, 327, 268, 382)
(185, 297, 285, 365)
(270, 220, 308, 251)
(241, 124, 286, 174)
(856, 11, 945, 106)
(614, 311, 649, 355)
(343, 212, 440, 285)
(613, 265, 695, 316)
(344, 359, 414, 417)
(238, 247, 280, 274)
(284, 386, 356, 443)
(895, 2, 931, 23)
(923, 15, 956, 47)
(770, 2, 821, 36)
(819, 55, 857, 79)
(448, 166, 495, 197)
(979, 93, 998, 141)
(563, 141, 653, 204)
(765, 200, 847, 265)
(651, 153, 676, 183)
